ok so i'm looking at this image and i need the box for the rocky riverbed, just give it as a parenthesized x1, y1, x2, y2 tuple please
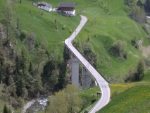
(22, 98, 48, 113)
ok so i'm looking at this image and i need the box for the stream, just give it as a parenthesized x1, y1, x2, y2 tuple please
(23, 98, 48, 113)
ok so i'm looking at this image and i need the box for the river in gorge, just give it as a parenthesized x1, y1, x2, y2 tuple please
(25, 98, 48, 113)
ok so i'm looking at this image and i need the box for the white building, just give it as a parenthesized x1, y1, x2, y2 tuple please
(57, 2, 76, 16)
(37, 2, 52, 12)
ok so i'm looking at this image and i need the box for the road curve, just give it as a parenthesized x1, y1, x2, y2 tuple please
(65, 15, 110, 113)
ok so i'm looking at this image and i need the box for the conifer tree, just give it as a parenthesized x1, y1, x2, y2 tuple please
(3, 105, 10, 113)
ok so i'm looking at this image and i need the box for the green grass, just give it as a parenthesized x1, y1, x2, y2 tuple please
(79, 86, 100, 112)
(5, 0, 80, 61)
(75, 0, 148, 83)
(142, 70, 150, 82)
(9, 0, 148, 83)
(99, 84, 150, 113)
(1, 0, 150, 112)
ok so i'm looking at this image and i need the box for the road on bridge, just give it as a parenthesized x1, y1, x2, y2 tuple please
(65, 15, 110, 113)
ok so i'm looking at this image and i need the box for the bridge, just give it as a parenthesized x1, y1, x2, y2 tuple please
(65, 15, 110, 113)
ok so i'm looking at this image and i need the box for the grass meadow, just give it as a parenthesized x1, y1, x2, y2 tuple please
(99, 83, 150, 113)
(75, 0, 148, 82)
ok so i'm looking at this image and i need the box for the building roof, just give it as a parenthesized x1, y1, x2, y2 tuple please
(58, 2, 76, 8)
(38, 2, 52, 7)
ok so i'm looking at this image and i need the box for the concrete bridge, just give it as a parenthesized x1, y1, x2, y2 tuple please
(65, 15, 110, 113)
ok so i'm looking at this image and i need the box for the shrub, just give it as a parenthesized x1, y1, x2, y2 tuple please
(69, 28, 72, 33)
(125, 59, 145, 82)
(131, 38, 139, 49)
(82, 43, 97, 67)
(91, 98, 97, 104)
(110, 40, 127, 59)
(20, 30, 27, 41)
(62, 24, 66, 30)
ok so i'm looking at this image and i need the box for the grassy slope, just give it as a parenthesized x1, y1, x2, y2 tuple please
(75, 0, 148, 82)
(10, 1, 147, 82)
(98, 70, 150, 113)
(12, 0, 80, 58)
(142, 70, 150, 81)
(1, 0, 150, 112)
(99, 83, 150, 113)
(79, 86, 100, 112)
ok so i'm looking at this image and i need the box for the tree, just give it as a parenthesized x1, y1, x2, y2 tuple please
(26, 32, 36, 53)
(3, 105, 11, 113)
(28, 73, 42, 98)
(8, 75, 16, 97)
(47, 91, 68, 113)
(65, 84, 82, 113)
(136, 59, 145, 80)
(56, 61, 67, 89)
(82, 43, 98, 67)
(28, 62, 33, 75)
(129, 6, 146, 24)
(16, 18, 20, 30)
(146, 0, 150, 9)
(125, 59, 146, 82)
(41, 60, 55, 88)
(46, 84, 82, 113)
(49, 69, 59, 88)
(3, 105, 8, 113)
(124, 0, 137, 6)
(16, 78, 24, 97)
(3, 3, 14, 41)
(0, 68, 2, 84)
(110, 40, 127, 59)
(20, 30, 27, 41)
(21, 46, 29, 74)
(15, 55, 21, 75)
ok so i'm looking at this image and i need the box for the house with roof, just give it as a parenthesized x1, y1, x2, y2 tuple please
(57, 2, 76, 16)
(37, 2, 52, 12)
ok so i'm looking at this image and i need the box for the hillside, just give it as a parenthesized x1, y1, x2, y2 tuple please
(0, 0, 150, 112)
(10, 0, 149, 83)
(75, 0, 149, 83)
(99, 82, 150, 113)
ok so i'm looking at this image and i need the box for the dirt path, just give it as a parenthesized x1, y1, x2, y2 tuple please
(138, 39, 150, 57)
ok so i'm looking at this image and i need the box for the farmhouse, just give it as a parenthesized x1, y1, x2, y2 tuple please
(37, 2, 52, 12)
(57, 2, 76, 16)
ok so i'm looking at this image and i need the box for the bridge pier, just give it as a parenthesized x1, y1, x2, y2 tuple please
(71, 55, 79, 87)
(82, 67, 91, 89)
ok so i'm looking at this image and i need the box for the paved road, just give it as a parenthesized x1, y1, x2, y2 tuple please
(65, 15, 110, 113)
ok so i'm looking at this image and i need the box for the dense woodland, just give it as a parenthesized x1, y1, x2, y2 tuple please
(0, 1, 69, 112)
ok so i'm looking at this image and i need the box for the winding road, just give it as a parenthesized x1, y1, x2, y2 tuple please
(65, 15, 110, 113)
